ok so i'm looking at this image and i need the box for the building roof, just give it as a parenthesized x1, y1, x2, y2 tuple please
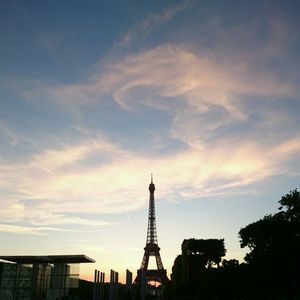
(0, 255, 95, 264)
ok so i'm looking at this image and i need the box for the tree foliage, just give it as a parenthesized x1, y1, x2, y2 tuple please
(279, 188, 300, 222)
(182, 238, 226, 268)
(168, 189, 300, 299)
(239, 189, 300, 263)
(239, 189, 300, 298)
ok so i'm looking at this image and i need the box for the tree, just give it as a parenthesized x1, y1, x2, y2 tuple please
(170, 238, 226, 299)
(239, 189, 300, 298)
(170, 255, 184, 298)
(181, 238, 226, 269)
(279, 188, 300, 222)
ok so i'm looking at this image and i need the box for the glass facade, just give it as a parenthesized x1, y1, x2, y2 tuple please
(0, 262, 80, 300)
(0, 263, 33, 300)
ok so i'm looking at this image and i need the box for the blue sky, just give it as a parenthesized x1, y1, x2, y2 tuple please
(1, 0, 300, 281)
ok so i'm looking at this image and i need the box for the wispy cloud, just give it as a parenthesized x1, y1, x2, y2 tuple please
(0, 121, 36, 147)
(0, 223, 77, 235)
(1, 132, 299, 227)
(31, 45, 296, 108)
(118, 1, 194, 47)
(29, 44, 298, 150)
(2, 18, 300, 230)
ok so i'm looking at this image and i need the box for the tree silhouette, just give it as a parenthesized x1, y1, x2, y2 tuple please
(170, 239, 226, 299)
(239, 189, 300, 298)
(168, 189, 300, 300)
(181, 238, 226, 269)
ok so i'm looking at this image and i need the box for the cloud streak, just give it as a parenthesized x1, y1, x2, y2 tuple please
(118, 1, 194, 47)
(0, 223, 77, 235)
(2, 33, 300, 231)
(1, 131, 299, 229)
(29, 44, 298, 151)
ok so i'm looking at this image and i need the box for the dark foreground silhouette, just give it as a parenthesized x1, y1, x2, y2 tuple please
(168, 189, 300, 300)
(75, 189, 300, 300)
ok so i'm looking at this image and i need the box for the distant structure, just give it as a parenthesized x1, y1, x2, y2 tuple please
(93, 268, 105, 300)
(135, 175, 169, 289)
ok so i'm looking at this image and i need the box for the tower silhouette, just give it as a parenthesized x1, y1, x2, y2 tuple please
(135, 175, 169, 285)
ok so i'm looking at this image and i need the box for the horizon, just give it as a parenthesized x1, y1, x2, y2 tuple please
(1, 0, 300, 284)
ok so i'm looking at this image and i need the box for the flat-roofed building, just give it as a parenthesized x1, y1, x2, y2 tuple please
(0, 255, 95, 300)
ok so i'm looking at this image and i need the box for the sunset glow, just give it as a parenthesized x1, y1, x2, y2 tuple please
(1, 0, 299, 283)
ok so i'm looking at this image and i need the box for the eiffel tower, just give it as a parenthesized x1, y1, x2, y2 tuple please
(135, 175, 169, 285)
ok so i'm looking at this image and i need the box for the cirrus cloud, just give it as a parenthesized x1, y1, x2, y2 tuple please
(3, 43, 299, 234)
(1, 130, 300, 233)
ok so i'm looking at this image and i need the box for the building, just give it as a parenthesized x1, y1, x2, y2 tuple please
(0, 255, 95, 300)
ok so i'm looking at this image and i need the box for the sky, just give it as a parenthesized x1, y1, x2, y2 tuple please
(0, 0, 300, 282)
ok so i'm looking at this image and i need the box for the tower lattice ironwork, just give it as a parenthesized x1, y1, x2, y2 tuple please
(135, 175, 169, 285)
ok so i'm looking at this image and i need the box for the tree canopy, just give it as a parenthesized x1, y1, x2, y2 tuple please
(182, 238, 226, 268)
(239, 189, 300, 265)
(169, 189, 300, 300)
(239, 189, 300, 298)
